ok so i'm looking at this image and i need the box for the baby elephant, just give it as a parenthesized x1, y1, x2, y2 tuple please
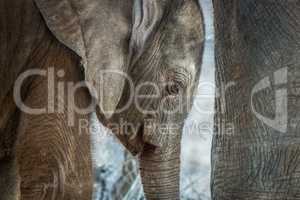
(0, 0, 204, 199)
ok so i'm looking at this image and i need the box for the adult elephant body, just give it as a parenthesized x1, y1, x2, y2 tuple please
(0, 0, 204, 199)
(213, 1, 300, 199)
(0, 1, 93, 199)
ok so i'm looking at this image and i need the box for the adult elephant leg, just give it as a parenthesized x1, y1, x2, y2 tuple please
(16, 42, 93, 200)
(212, 0, 300, 199)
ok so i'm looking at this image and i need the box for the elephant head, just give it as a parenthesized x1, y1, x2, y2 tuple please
(35, 0, 204, 199)
(108, 1, 205, 198)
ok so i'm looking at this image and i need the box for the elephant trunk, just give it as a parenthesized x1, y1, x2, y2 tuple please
(139, 142, 181, 200)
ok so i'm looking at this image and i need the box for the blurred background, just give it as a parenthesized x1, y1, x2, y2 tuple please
(91, 0, 214, 199)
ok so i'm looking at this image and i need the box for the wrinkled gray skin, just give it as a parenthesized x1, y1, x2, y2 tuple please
(0, 1, 93, 199)
(0, 0, 204, 199)
(213, 0, 300, 199)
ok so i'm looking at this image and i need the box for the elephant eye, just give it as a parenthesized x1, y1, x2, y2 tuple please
(162, 67, 190, 96)
(165, 82, 181, 96)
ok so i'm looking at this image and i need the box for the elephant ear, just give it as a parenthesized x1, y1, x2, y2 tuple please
(34, 0, 133, 119)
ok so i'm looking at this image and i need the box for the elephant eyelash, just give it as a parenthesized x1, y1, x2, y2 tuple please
(164, 81, 183, 96)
